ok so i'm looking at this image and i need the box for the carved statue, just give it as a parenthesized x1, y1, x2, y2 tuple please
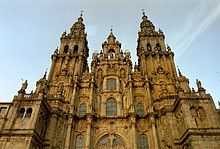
(196, 79, 202, 89)
(167, 45, 171, 52)
(22, 80, 28, 90)
(61, 31, 66, 37)
(54, 47, 59, 55)
(18, 80, 28, 94)
(35, 71, 48, 96)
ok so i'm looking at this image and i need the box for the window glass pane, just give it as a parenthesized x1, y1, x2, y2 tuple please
(107, 78, 116, 90)
(75, 135, 84, 149)
(135, 103, 144, 116)
(106, 98, 117, 116)
(137, 134, 149, 149)
(79, 103, 86, 117)
(96, 134, 125, 149)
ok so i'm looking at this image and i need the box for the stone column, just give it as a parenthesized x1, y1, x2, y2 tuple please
(141, 53, 146, 74)
(150, 114, 159, 149)
(88, 75, 95, 113)
(74, 55, 83, 76)
(64, 77, 78, 149)
(45, 112, 58, 149)
(70, 77, 78, 106)
(64, 115, 73, 149)
(48, 55, 57, 82)
(144, 76, 159, 149)
(169, 52, 177, 77)
(149, 55, 155, 75)
(131, 115, 137, 149)
(128, 74, 134, 113)
(85, 116, 92, 149)
(30, 103, 40, 128)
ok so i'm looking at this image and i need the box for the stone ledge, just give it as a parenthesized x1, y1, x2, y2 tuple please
(174, 128, 220, 144)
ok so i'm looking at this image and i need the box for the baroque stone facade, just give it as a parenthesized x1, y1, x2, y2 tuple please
(0, 13, 220, 149)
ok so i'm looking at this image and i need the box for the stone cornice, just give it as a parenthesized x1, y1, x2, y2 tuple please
(174, 128, 220, 144)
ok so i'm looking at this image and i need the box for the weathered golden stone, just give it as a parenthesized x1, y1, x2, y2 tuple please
(0, 13, 220, 149)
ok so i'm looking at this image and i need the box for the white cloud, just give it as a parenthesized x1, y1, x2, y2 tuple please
(175, 1, 220, 58)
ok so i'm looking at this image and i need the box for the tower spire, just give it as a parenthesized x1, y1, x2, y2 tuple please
(69, 11, 86, 37)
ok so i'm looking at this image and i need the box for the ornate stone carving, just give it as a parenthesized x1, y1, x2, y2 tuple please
(18, 80, 28, 94)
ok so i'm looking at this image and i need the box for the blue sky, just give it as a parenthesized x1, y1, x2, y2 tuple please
(0, 0, 219, 106)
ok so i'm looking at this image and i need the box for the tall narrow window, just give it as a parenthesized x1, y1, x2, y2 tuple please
(106, 98, 117, 116)
(74, 45, 79, 54)
(64, 45, 69, 53)
(75, 135, 84, 149)
(78, 103, 87, 117)
(26, 108, 32, 118)
(108, 49, 115, 59)
(106, 78, 116, 90)
(18, 108, 25, 118)
(137, 134, 149, 149)
(135, 103, 145, 117)
(156, 43, 161, 51)
(147, 43, 151, 51)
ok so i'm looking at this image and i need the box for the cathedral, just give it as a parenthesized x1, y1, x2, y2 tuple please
(0, 12, 220, 149)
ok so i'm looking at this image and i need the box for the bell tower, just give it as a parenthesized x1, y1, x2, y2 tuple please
(48, 14, 89, 82)
(137, 12, 177, 78)
(46, 14, 89, 103)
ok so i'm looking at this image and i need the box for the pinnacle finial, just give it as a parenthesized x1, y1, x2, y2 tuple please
(141, 9, 146, 16)
(43, 69, 48, 79)
(110, 25, 113, 33)
(107, 26, 116, 41)
(177, 66, 182, 77)
(80, 10, 84, 17)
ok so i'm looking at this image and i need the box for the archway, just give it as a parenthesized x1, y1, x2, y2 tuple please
(96, 134, 126, 149)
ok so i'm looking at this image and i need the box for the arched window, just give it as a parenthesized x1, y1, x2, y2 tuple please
(75, 135, 84, 149)
(112, 135, 125, 148)
(137, 134, 149, 149)
(106, 98, 117, 116)
(96, 134, 126, 149)
(64, 45, 69, 53)
(106, 78, 116, 90)
(108, 49, 115, 59)
(147, 43, 151, 51)
(73, 45, 78, 54)
(26, 108, 32, 118)
(78, 103, 87, 117)
(156, 43, 161, 51)
(18, 108, 25, 118)
(135, 103, 145, 117)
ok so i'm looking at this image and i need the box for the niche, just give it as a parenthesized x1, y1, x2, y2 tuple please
(73, 45, 79, 54)
(64, 45, 69, 53)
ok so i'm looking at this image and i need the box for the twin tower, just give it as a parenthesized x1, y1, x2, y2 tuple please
(0, 13, 220, 149)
